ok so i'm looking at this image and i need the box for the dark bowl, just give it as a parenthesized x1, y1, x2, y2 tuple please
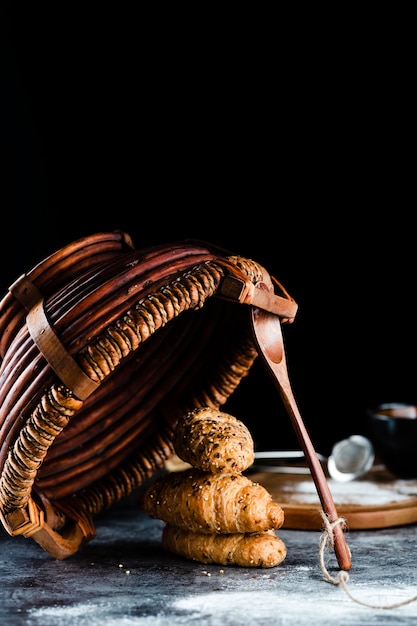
(366, 403, 417, 478)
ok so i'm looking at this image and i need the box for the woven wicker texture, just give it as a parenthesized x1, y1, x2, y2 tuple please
(0, 232, 295, 557)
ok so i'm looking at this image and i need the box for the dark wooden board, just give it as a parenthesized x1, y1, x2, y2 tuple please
(252, 468, 417, 530)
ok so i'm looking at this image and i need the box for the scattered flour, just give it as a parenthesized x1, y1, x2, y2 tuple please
(278, 477, 417, 506)
(174, 588, 417, 621)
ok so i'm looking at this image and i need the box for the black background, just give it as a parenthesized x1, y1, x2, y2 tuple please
(1, 5, 415, 455)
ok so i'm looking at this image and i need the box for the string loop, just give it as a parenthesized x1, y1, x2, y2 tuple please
(319, 510, 417, 609)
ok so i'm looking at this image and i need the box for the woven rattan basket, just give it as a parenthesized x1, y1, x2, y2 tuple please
(0, 231, 297, 559)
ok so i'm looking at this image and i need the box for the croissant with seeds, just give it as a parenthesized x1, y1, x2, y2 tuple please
(139, 468, 284, 534)
(139, 407, 287, 568)
(173, 407, 255, 473)
(162, 525, 287, 568)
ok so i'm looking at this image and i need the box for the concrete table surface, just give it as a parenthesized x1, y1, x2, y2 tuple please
(1, 499, 417, 625)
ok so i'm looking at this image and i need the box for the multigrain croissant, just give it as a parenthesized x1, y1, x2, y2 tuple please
(162, 525, 287, 568)
(173, 407, 255, 473)
(139, 468, 284, 534)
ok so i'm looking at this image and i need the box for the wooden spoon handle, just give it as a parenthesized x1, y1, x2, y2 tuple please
(251, 308, 351, 571)
(277, 380, 352, 571)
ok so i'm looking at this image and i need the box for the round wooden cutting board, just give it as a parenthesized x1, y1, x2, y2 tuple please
(251, 468, 417, 530)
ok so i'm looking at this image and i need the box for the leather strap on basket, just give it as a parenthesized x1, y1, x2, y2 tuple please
(9, 274, 99, 401)
(216, 259, 298, 323)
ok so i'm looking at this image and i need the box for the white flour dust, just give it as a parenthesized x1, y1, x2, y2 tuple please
(174, 587, 417, 620)
(279, 477, 417, 506)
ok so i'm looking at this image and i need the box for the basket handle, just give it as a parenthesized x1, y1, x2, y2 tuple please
(0, 494, 95, 559)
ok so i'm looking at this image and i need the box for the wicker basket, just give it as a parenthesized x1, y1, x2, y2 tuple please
(0, 231, 297, 558)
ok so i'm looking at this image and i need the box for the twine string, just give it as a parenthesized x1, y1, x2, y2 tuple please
(319, 510, 417, 609)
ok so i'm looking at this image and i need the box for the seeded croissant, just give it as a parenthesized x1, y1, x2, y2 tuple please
(139, 468, 284, 534)
(173, 407, 255, 473)
(162, 525, 287, 568)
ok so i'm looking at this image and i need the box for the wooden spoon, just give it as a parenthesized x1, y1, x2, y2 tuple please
(251, 306, 352, 571)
